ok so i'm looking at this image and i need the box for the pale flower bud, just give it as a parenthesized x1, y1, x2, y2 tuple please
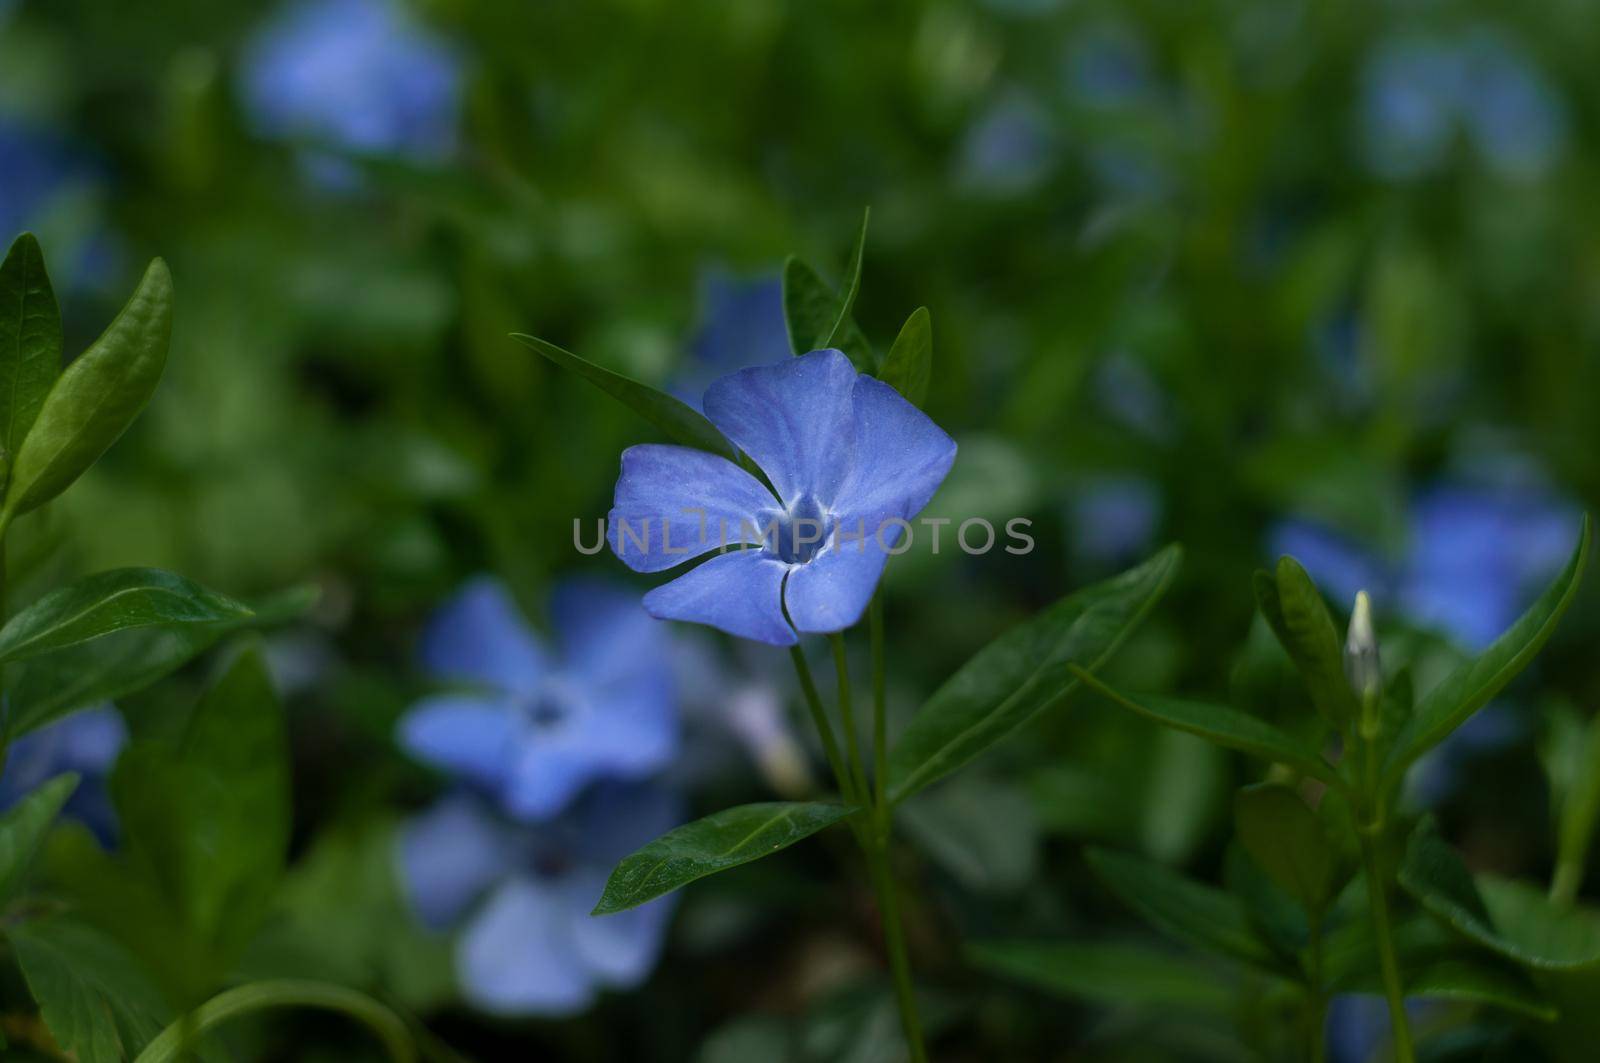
(1344, 590, 1382, 704)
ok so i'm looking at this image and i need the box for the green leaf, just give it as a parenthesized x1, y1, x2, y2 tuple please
(1385, 516, 1590, 782)
(1400, 816, 1600, 971)
(8, 916, 171, 1063)
(0, 773, 77, 904)
(967, 939, 1237, 1011)
(112, 649, 290, 987)
(594, 801, 856, 915)
(3, 584, 314, 740)
(1348, 954, 1556, 1021)
(1234, 783, 1336, 911)
(1085, 846, 1283, 970)
(1255, 558, 1360, 729)
(1069, 668, 1343, 788)
(823, 207, 869, 352)
(782, 252, 873, 371)
(1551, 710, 1600, 904)
(886, 544, 1181, 804)
(898, 776, 1037, 894)
(0, 233, 63, 460)
(510, 333, 735, 460)
(878, 307, 931, 407)
(0, 567, 253, 667)
(0, 258, 172, 523)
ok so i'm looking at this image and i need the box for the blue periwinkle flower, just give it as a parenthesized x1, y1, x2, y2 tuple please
(1064, 23, 1152, 109)
(0, 120, 109, 283)
(0, 705, 127, 845)
(956, 92, 1057, 197)
(1069, 475, 1161, 567)
(240, 0, 462, 166)
(670, 274, 790, 411)
(397, 578, 677, 820)
(609, 349, 957, 646)
(399, 783, 682, 1017)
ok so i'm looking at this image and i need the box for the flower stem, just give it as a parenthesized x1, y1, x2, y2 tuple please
(1358, 828, 1414, 1063)
(869, 593, 887, 816)
(788, 645, 858, 808)
(866, 841, 927, 1063)
(829, 633, 871, 807)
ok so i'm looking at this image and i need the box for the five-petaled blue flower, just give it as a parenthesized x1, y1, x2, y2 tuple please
(399, 783, 682, 1017)
(240, 0, 462, 168)
(397, 578, 676, 820)
(0, 705, 127, 846)
(609, 349, 957, 646)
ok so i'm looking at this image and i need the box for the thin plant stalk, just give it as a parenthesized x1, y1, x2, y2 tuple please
(1358, 829, 1413, 1063)
(829, 633, 871, 811)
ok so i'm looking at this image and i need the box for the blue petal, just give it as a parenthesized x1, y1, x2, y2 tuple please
(642, 552, 796, 646)
(396, 695, 516, 792)
(609, 445, 777, 573)
(784, 537, 891, 634)
(833, 374, 958, 531)
(456, 876, 595, 1017)
(567, 867, 676, 987)
(703, 349, 859, 506)
(502, 744, 601, 821)
(420, 578, 547, 693)
(570, 780, 687, 866)
(397, 796, 513, 929)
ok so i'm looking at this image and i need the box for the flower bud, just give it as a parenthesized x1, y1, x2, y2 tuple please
(1344, 590, 1382, 705)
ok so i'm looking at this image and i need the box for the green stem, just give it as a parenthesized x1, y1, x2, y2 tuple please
(1307, 909, 1327, 1063)
(829, 633, 871, 807)
(867, 842, 928, 1063)
(133, 979, 415, 1063)
(869, 593, 887, 822)
(1358, 830, 1414, 1063)
(788, 645, 858, 808)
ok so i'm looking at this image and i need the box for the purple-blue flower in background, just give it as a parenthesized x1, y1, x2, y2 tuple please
(670, 273, 790, 412)
(240, 0, 462, 173)
(0, 120, 111, 286)
(398, 783, 682, 1016)
(397, 578, 676, 820)
(609, 349, 957, 646)
(0, 705, 127, 845)
(955, 91, 1057, 197)
(1068, 474, 1161, 568)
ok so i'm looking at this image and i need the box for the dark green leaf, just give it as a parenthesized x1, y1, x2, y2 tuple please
(8, 916, 170, 1063)
(887, 544, 1181, 804)
(1234, 783, 1336, 910)
(594, 801, 856, 915)
(898, 776, 1036, 894)
(1385, 516, 1590, 782)
(0, 567, 253, 666)
(823, 207, 869, 351)
(782, 258, 873, 370)
(1085, 846, 1283, 970)
(1346, 954, 1556, 1021)
(0, 773, 77, 904)
(1069, 668, 1343, 788)
(1400, 816, 1600, 970)
(112, 649, 290, 982)
(510, 333, 735, 460)
(4, 584, 314, 740)
(967, 939, 1237, 1011)
(1255, 558, 1359, 729)
(1551, 710, 1600, 904)
(0, 258, 172, 522)
(878, 307, 931, 407)
(0, 233, 62, 459)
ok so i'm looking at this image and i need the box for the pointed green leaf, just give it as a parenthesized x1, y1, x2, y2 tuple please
(594, 801, 856, 915)
(887, 544, 1182, 804)
(1400, 816, 1600, 971)
(4, 585, 313, 740)
(0, 233, 63, 460)
(1234, 783, 1336, 911)
(1334, 950, 1555, 1021)
(511, 333, 735, 460)
(823, 207, 869, 351)
(1070, 667, 1343, 788)
(1551, 711, 1600, 904)
(8, 916, 171, 1063)
(1385, 516, 1590, 782)
(967, 939, 1237, 1011)
(878, 307, 931, 407)
(1256, 558, 1360, 729)
(1085, 847, 1282, 970)
(782, 253, 873, 370)
(0, 773, 78, 904)
(0, 567, 253, 667)
(1, 258, 172, 522)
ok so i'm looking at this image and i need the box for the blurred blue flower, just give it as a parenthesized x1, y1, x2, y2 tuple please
(609, 349, 957, 645)
(670, 273, 790, 411)
(0, 120, 111, 283)
(1267, 519, 1390, 610)
(1064, 23, 1152, 108)
(1069, 475, 1161, 566)
(397, 578, 677, 820)
(1360, 30, 1564, 182)
(956, 92, 1057, 197)
(399, 783, 682, 1017)
(240, 0, 462, 174)
(1325, 994, 1434, 1063)
(0, 705, 126, 845)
